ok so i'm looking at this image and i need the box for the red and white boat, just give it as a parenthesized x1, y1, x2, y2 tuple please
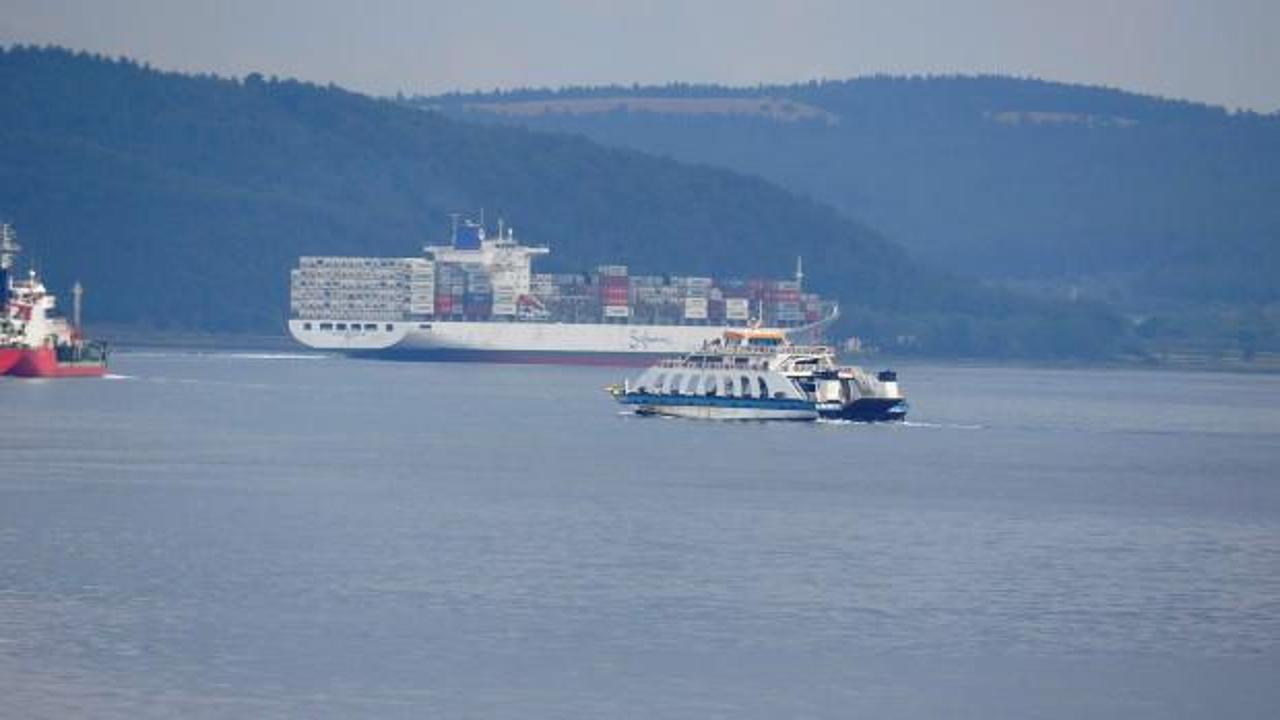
(1, 223, 108, 378)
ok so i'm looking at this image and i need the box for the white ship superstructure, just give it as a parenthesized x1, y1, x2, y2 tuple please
(287, 219, 837, 365)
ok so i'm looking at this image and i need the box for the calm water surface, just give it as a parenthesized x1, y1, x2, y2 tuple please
(2, 352, 1278, 718)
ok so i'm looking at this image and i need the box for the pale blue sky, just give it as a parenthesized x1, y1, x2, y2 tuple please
(2, 0, 1276, 111)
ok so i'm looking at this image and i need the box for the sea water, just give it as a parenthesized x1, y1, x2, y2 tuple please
(1, 352, 1278, 718)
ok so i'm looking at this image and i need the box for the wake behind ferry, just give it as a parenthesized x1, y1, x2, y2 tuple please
(288, 218, 837, 365)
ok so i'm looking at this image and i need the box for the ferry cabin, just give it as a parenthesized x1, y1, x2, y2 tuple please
(615, 328, 823, 420)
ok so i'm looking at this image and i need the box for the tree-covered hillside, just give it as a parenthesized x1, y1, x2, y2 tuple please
(423, 78, 1280, 309)
(0, 47, 1123, 357)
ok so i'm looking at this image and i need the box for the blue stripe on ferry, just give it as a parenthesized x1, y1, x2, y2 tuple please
(618, 393, 813, 411)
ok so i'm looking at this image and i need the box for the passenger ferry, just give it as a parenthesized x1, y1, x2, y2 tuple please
(609, 327, 907, 421)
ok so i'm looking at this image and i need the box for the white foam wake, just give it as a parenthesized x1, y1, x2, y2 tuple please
(900, 420, 985, 430)
(219, 352, 330, 361)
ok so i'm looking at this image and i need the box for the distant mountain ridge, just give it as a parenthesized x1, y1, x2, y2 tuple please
(420, 77, 1280, 308)
(458, 96, 841, 125)
(0, 47, 1124, 357)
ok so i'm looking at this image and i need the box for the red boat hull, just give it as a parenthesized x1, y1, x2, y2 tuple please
(6, 347, 106, 378)
(0, 348, 21, 375)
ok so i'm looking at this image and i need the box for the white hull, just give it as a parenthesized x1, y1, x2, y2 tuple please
(289, 319, 750, 361)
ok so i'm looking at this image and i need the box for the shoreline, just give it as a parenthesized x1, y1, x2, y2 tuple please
(95, 328, 1280, 375)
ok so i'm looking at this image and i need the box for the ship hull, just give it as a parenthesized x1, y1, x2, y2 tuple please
(818, 398, 908, 422)
(7, 347, 107, 378)
(0, 348, 21, 375)
(352, 348, 669, 367)
(290, 319, 743, 367)
(618, 393, 818, 421)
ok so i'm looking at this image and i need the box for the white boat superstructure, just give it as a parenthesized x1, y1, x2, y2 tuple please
(611, 326, 907, 421)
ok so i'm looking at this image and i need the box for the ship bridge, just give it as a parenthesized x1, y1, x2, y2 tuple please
(424, 222, 548, 297)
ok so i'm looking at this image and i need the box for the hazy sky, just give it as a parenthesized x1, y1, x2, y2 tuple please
(2, 0, 1277, 111)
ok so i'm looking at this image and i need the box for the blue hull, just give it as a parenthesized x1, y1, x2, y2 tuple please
(617, 392, 814, 412)
(820, 398, 908, 422)
(615, 392, 906, 422)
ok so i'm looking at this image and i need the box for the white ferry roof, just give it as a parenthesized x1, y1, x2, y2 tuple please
(723, 327, 787, 346)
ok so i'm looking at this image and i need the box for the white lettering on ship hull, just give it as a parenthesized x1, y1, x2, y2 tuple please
(628, 333, 673, 350)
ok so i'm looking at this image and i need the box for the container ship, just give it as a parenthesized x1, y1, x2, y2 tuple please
(288, 219, 837, 365)
(1, 223, 108, 378)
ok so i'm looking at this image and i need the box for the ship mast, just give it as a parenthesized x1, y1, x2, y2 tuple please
(73, 281, 84, 330)
(0, 223, 19, 306)
(448, 212, 461, 245)
(0, 223, 19, 272)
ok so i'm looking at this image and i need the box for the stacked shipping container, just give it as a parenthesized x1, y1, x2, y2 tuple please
(290, 257, 432, 321)
(292, 257, 832, 327)
(597, 265, 629, 319)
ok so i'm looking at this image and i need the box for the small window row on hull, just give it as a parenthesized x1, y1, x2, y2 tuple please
(305, 322, 395, 332)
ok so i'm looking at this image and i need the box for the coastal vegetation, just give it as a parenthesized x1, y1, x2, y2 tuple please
(423, 78, 1280, 359)
(0, 46, 1181, 359)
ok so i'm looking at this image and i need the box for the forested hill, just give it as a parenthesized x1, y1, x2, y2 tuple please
(0, 47, 1121, 357)
(420, 78, 1280, 310)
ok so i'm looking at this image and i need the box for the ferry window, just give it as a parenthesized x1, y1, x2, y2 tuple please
(335, 323, 347, 331)
(386, 324, 394, 331)
(302, 322, 312, 330)
(685, 375, 701, 395)
(758, 376, 769, 398)
(364, 323, 377, 331)
(704, 376, 717, 396)
(319, 323, 333, 331)
(669, 374, 684, 395)
(654, 374, 667, 393)
(723, 377, 734, 396)
(734, 356, 749, 366)
(740, 376, 751, 397)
